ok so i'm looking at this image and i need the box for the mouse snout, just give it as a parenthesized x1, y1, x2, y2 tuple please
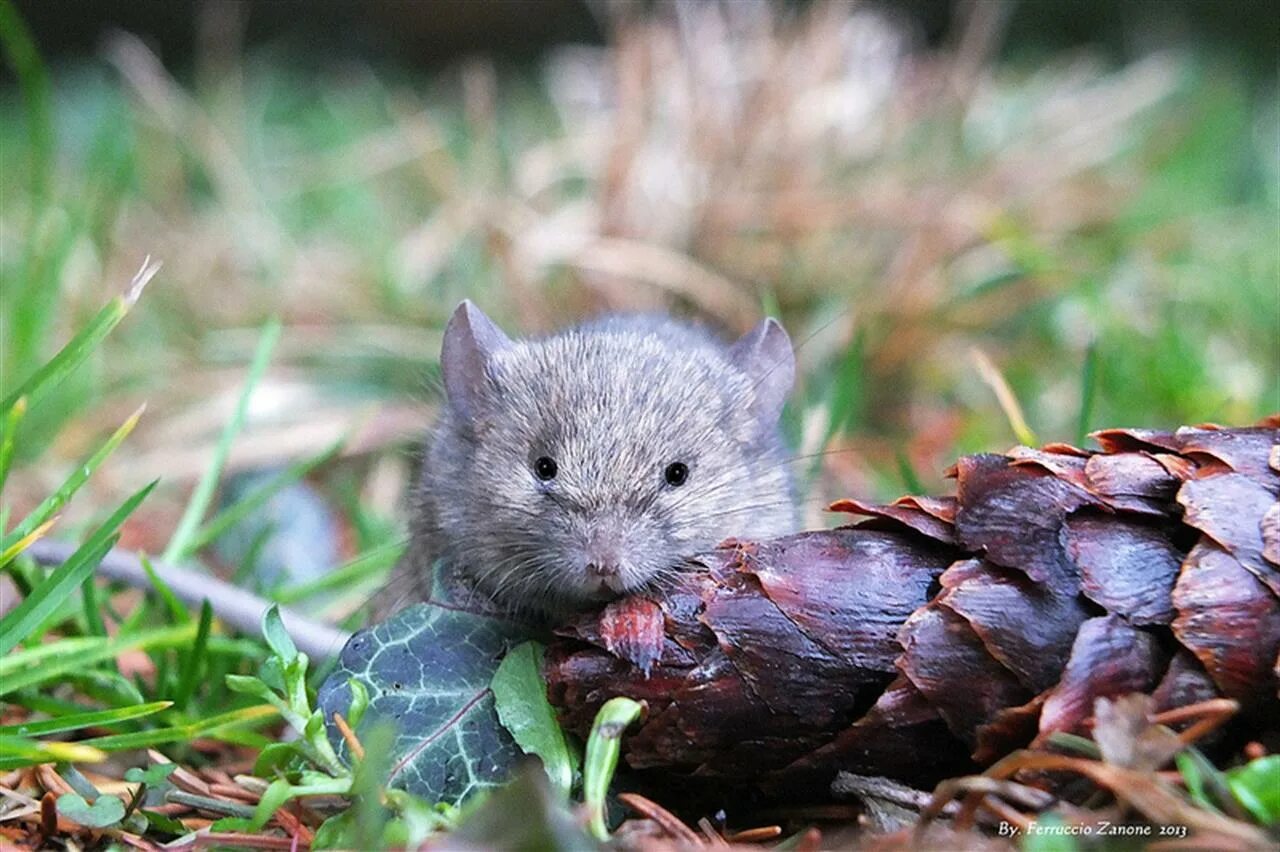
(585, 558, 619, 578)
(578, 521, 633, 594)
(583, 539, 622, 578)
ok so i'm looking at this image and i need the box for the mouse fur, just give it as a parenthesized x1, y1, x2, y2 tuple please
(376, 300, 798, 618)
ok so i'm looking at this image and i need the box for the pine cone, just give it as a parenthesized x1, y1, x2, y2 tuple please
(544, 421, 1280, 792)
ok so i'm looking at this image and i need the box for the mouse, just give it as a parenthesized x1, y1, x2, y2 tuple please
(376, 300, 798, 618)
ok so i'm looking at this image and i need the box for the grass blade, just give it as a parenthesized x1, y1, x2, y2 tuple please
(0, 535, 115, 650)
(970, 346, 1038, 447)
(0, 395, 26, 495)
(1075, 339, 1099, 446)
(0, 622, 196, 696)
(184, 436, 343, 556)
(273, 541, 401, 604)
(894, 447, 925, 494)
(0, 0, 53, 207)
(0, 701, 173, 738)
(139, 552, 191, 624)
(81, 570, 107, 636)
(77, 705, 278, 753)
(0, 706, 277, 772)
(173, 600, 213, 710)
(163, 317, 281, 563)
(0, 259, 158, 414)
(0, 404, 144, 550)
(0, 735, 105, 766)
(0, 479, 156, 655)
(0, 516, 57, 565)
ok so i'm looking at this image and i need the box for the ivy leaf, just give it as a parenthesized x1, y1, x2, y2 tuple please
(491, 641, 577, 798)
(56, 793, 126, 828)
(318, 564, 532, 804)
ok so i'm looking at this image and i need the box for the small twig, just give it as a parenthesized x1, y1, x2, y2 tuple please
(273, 805, 315, 844)
(145, 801, 190, 816)
(165, 791, 256, 819)
(209, 783, 260, 804)
(38, 793, 59, 842)
(24, 539, 352, 659)
(724, 825, 782, 843)
(194, 832, 299, 850)
(697, 816, 728, 847)
(617, 792, 701, 846)
(0, 781, 40, 809)
(1155, 698, 1239, 745)
(331, 713, 364, 761)
(793, 827, 824, 852)
(35, 765, 74, 796)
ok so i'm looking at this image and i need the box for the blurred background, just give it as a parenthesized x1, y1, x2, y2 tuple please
(2, 0, 1277, 607)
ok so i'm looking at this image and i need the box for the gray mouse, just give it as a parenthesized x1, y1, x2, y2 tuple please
(376, 300, 798, 618)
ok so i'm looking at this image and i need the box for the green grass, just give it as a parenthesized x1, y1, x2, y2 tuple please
(0, 1, 1276, 847)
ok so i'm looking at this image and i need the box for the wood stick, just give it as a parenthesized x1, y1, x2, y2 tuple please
(25, 539, 352, 659)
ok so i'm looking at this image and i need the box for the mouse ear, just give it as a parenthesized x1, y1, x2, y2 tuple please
(441, 300, 512, 425)
(729, 317, 795, 427)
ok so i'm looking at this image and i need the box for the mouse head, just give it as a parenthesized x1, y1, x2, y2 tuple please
(432, 300, 796, 614)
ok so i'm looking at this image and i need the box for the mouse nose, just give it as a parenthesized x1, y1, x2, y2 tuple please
(583, 535, 623, 579)
(586, 560, 620, 579)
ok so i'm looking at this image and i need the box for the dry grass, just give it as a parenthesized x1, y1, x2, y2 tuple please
(4, 0, 1276, 535)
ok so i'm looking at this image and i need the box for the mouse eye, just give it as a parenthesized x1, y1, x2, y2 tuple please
(664, 461, 689, 487)
(534, 456, 558, 481)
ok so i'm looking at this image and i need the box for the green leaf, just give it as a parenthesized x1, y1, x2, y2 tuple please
(0, 479, 155, 655)
(262, 604, 299, 666)
(491, 641, 576, 798)
(139, 809, 188, 836)
(123, 764, 177, 787)
(1180, 746, 1240, 818)
(316, 563, 528, 804)
(163, 317, 280, 563)
(312, 810, 359, 850)
(345, 678, 370, 729)
(348, 722, 397, 850)
(241, 776, 353, 831)
(447, 767, 593, 852)
(1227, 755, 1280, 825)
(252, 741, 300, 777)
(0, 701, 171, 737)
(56, 793, 127, 829)
(225, 674, 280, 704)
(582, 696, 643, 841)
(1019, 813, 1079, 852)
(1176, 751, 1217, 812)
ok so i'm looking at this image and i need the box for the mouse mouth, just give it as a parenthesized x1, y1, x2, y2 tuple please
(584, 575, 628, 597)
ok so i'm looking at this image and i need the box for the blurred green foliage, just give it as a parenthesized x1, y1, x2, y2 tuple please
(1, 4, 1276, 514)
